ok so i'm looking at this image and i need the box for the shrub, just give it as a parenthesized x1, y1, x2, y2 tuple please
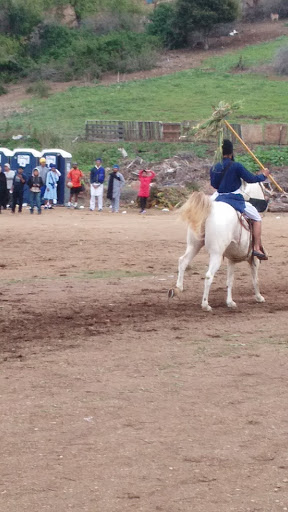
(26, 81, 51, 98)
(146, 3, 180, 49)
(116, 49, 158, 73)
(27, 25, 160, 79)
(273, 45, 288, 76)
(28, 24, 75, 61)
(82, 11, 145, 35)
(0, 83, 7, 95)
(174, 0, 239, 47)
(0, 0, 42, 37)
(0, 34, 25, 79)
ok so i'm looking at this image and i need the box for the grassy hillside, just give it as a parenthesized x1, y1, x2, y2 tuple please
(1, 36, 288, 150)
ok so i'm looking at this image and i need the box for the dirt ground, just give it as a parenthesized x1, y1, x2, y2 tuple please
(1, 207, 288, 512)
(0, 20, 287, 118)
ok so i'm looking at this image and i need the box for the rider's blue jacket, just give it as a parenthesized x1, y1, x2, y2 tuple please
(210, 158, 266, 194)
(210, 158, 266, 213)
(210, 158, 266, 193)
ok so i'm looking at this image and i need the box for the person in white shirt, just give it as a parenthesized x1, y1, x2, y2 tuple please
(4, 163, 15, 207)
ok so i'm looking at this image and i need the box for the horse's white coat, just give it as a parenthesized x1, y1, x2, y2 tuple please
(175, 184, 266, 311)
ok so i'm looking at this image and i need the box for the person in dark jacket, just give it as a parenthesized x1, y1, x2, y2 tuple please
(90, 158, 105, 211)
(11, 167, 27, 213)
(107, 165, 125, 213)
(0, 165, 8, 213)
(28, 168, 44, 214)
(210, 139, 270, 260)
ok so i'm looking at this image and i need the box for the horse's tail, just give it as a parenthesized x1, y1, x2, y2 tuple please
(180, 191, 212, 237)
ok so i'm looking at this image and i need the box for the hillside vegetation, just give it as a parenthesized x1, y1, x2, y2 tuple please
(1, 37, 288, 138)
(0, 0, 159, 85)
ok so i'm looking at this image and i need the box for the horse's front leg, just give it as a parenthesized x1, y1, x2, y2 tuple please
(226, 260, 237, 308)
(169, 231, 203, 298)
(201, 254, 222, 312)
(250, 259, 265, 303)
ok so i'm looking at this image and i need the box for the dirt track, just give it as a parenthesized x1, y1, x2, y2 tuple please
(1, 208, 288, 512)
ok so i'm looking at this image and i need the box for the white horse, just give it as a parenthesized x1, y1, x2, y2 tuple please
(169, 183, 268, 312)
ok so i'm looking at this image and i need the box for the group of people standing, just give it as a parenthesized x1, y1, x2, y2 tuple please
(87, 158, 155, 213)
(68, 158, 127, 213)
(66, 158, 155, 214)
(0, 155, 157, 214)
(0, 157, 61, 214)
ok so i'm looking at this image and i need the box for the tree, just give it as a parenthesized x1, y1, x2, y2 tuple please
(0, 0, 43, 36)
(174, 0, 239, 47)
(146, 3, 179, 48)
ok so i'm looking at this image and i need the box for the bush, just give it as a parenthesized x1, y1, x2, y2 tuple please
(28, 24, 75, 61)
(27, 25, 160, 79)
(0, 34, 25, 79)
(26, 81, 51, 98)
(0, 83, 7, 95)
(273, 45, 288, 75)
(147, 0, 239, 49)
(174, 0, 239, 47)
(82, 12, 145, 35)
(146, 3, 180, 49)
(0, 0, 42, 37)
(69, 30, 160, 75)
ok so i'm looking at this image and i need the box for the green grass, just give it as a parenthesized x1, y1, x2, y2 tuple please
(202, 36, 288, 72)
(0, 269, 151, 285)
(1, 37, 288, 148)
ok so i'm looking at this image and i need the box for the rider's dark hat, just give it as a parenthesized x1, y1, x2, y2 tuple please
(222, 139, 233, 156)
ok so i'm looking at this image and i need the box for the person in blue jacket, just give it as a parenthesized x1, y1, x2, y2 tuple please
(210, 139, 270, 260)
(90, 158, 105, 211)
(11, 166, 27, 213)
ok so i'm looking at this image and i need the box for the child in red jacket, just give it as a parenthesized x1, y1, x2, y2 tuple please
(138, 170, 156, 213)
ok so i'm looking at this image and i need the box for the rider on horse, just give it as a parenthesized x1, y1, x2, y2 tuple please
(210, 139, 270, 260)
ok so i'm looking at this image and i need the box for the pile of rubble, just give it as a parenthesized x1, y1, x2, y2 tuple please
(123, 153, 213, 191)
(121, 153, 288, 210)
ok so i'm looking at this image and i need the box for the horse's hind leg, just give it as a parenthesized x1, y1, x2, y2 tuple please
(250, 259, 265, 303)
(201, 253, 222, 312)
(226, 260, 237, 308)
(175, 230, 203, 293)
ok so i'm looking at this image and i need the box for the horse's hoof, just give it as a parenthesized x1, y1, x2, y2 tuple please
(255, 294, 265, 303)
(168, 288, 181, 299)
(227, 301, 237, 309)
(202, 304, 212, 312)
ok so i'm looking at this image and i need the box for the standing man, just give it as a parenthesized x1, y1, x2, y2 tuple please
(28, 168, 43, 214)
(67, 162, 84, 208)
(3, 163, 15, 207)
(0, 166, 8, 213)
(11, 166, 27, 213)
(107, 164, 125, 213)
(90, 158, 105, 212)
(36, 157, 49, 200)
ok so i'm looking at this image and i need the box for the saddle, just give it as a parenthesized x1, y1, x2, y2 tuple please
(249, 197, 268, 213)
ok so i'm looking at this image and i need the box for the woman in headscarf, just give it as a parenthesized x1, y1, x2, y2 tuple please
(107, 164, 125, 213)
(0, 165, 8, 213)
(44, 163, 59, 209)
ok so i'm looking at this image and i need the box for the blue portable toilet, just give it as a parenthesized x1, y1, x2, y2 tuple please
(11, 148, 42, 204)
(41, 149, 72, 205)
(0, 147, 13, 168)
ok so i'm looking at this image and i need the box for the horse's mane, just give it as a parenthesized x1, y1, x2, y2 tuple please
(180, 192, 212, 237)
